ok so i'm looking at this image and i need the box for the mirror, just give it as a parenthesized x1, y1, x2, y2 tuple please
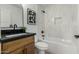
(0, 4, 24, 29)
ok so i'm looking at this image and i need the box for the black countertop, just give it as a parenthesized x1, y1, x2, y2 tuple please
(0, 32, 36, 43)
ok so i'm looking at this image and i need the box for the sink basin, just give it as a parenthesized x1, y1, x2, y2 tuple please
(5, 33, 28, 38)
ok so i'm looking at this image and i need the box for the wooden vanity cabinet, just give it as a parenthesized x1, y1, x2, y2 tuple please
(0, 43, 1, 54)
(2, 36, 35, 54)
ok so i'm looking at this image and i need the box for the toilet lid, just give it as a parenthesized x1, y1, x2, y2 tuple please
(36, 42, 48, 48)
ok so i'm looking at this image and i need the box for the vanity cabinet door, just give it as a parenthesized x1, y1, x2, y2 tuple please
(11, 48, 24, 54)
(23, 43, 35, 54)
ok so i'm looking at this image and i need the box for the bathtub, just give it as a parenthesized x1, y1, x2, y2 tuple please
(43, 37, 77, 54)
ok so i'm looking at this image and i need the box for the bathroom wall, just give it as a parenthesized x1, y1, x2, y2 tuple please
(36, 5, 45, 40)
(0, 4, 23, 27)
(27, 4, 78, 42)
(23, 4, 46, 42)
(41, 4, 78, 53)
(0, 7, 1, 38)
(23, 4, 39, 42)
(75, 5, 79, 53)
(43, 4, 77, 41)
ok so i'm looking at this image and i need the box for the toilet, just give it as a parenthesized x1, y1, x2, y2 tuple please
(35, 42, 48, 54)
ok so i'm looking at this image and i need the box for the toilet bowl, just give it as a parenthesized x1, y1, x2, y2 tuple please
(35, 42, 48, 54)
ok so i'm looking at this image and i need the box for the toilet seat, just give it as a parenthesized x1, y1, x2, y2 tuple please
(36, 42, 48, 50)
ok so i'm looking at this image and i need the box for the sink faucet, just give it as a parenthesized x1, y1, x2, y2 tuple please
(14, 24, 17, 30)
